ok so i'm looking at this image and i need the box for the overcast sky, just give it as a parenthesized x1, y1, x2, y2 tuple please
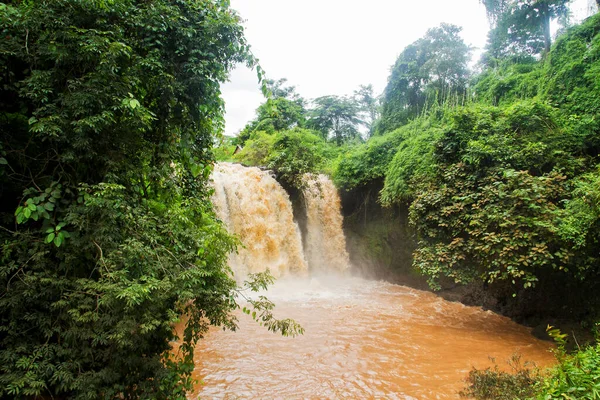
(220, 0, 593, 136)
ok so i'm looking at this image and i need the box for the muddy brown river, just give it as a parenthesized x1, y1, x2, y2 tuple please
(186, 276, 554, 399)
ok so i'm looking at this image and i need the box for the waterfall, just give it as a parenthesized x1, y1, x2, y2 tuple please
(211, 163, 350, 278)
(302, 173, 350, 273)
(211, 163, 308, 279)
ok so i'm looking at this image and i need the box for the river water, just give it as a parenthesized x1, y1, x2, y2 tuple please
(190, 276, 554, 399)
(191, 163, 555, 399)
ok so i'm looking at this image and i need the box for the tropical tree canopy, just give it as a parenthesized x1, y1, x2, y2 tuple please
(482, 0, 571, 61)
(379, 23, 471, 132)
(237, 78, 307, 144)
(306, 95, 364, 145)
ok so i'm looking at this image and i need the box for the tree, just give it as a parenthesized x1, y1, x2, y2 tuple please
(265, 78, 302, 100)
(354, 84, 380, 138)
(237, 78, 307, 143)
(0, 1, 299, 398)
(379, 24, 471, 133)
(482, 0, 571, 59)
(306, 95, 363, 145)
(266, 129, 327, 187)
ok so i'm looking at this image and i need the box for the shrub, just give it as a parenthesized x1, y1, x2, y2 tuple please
(460, 354, 541, 400)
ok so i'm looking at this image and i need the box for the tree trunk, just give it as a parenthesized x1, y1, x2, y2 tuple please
(541, 3, 552, 54)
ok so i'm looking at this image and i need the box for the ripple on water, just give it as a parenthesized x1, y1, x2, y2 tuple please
(189, 276, 554, 399)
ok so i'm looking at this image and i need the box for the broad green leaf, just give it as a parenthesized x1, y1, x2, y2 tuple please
(46, 233, 55, 243)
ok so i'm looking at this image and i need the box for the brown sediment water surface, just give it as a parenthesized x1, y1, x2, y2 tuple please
(188, 276, 554, 399)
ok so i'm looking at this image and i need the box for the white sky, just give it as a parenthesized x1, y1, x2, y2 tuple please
(220, 0, 594, 136)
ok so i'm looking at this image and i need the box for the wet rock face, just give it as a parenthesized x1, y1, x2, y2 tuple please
(337, 182, 420, 285)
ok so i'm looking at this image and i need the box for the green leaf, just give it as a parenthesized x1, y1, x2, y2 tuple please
(190, 164, 201, 177)
(46, 233, 55, 243)
(129, 99, 140, 109)
(53, 234, 63, 247)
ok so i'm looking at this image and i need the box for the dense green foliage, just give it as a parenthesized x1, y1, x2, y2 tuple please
(460, 354, 541, 399)
(232, 128, 334, 186)
(234, 79, 367, 147)
(483, 0, 570, 59)
(0, 1, 302, 398)
(212, 135, 238, 161)
(334, 114, 441, 195)
(333, 129, 405, 189)
(380, 115, 443, 203)
(471, 58, 542, 105)
(543, 15, 600, 152)
(536, 342, 600, 399)
(237, 79, 306, 144)
(407, 100, 585, 289)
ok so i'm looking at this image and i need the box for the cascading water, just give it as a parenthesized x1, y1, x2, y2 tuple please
(211, 164, 350, 277)
(196, 162, 555, 399)
(302, 173, 349, 272)
(211, 162, 308, 278)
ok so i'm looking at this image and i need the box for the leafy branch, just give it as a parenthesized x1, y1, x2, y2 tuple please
(237, 270, 304, 337)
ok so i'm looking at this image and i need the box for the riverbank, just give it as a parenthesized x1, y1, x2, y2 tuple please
(339, 184, 598, 349)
